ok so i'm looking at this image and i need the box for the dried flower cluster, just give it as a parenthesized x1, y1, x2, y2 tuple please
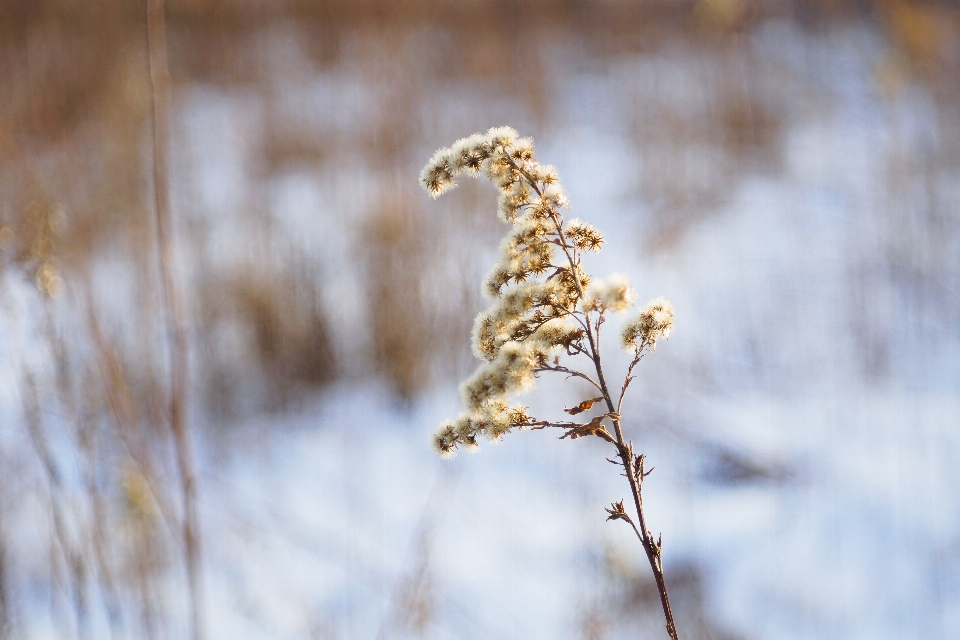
(622, 296, 674, 351)
(420, 127, 681, 639)
(420, 126, 673, 457)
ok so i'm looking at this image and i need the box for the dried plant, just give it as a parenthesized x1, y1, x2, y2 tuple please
(420, 127, 680, 639)
(147, 0, 204, 637)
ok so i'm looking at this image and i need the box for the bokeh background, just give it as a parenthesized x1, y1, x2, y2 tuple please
(1, 0, 959, 638)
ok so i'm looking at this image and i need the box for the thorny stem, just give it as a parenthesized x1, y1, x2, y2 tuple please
(511, 158, 681, 640)
(147, 1, 205, 639)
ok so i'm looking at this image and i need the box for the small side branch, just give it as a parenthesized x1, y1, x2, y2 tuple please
(617, 345, 648, 414)
(530, 416, 617, 445)
(605, 500, 645, 543)
(534, 363, 603, 393)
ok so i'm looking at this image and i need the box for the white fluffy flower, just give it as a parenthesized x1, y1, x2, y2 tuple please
(583, 274, 636, 313)
(622, 297, 674, 351)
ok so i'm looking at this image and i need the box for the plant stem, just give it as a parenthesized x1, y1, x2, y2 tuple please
(146, 2, 204, 638)
(512, 160, 680, 640)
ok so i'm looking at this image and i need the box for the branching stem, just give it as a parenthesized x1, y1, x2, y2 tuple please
(509, 157, 680, 640)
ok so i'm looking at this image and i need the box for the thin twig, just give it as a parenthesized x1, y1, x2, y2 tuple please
(530, 419, 617, 445)
(146, 2, 204, 638)
(21, 370, 89, 640)
(534, 363, 604, 392)
(617, 349, 645, 414)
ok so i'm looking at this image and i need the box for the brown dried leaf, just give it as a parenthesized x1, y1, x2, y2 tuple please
(564, 396, 604, 415)
(560, 415, 609, 440)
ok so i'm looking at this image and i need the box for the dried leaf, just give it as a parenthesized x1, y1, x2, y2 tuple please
(560, 415, 609, 440)
(564, 396, 604, 415)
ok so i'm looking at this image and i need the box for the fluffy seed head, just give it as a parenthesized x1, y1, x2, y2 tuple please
(529, 164, 560, 186)
(622, 297, 674, 351)
(583, 274, 636, 313)
(486, 126, 519, 148)
(450, 133, 492, 174)
(432, 421, 459, 458)
(460, 340, 546, 411)
(419, 148, 457, 198)
(529, 316, 582, 350)
(565, 218, 603, 251)
(423, 127, 666, 458)
(508, 136, 536, 165)
(497, 180, 535, 222)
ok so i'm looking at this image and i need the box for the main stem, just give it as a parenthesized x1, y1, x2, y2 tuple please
(562, 230, 680, 640)
(515, 163, 679, 640)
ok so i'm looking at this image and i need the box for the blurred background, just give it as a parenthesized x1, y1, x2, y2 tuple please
(1, 0, 959, 638)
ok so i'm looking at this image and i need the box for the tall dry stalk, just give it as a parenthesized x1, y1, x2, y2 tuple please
(421, 127, 679, 639)
(145, 1, 204, 639)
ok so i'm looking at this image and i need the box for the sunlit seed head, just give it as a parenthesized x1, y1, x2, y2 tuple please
(471, 312, 500, 361)
(536, 165, 560, 185)
(506, 405, 532, 427)
(419, 147, 458, 198)
(466, 407, 509, 442)
(453, 414, 480, 452)
(554, 264, 590, 300)
(432, 422, 459, 458)
(501, 282, 542, 317)
(486, 126, 519, 148)
(476, 340, 539, 397)
(450, 133, 491, 174)
(529, 196, 552, 220)
(471, 280, 576, 363)
(542, 184, 570, 210)
(484, 267, 511, 298)
(583, 274, 635, 313)
(565, 218, 604, 252)
(497, 181, 534, 222)
(510, 137, 535, 164)
(487, 399, 509, 415)
(529, 316, 579, 349)
(450, 135, 475, 159)
(492, 226, 554, 282)
(468, 405, 511, 442)
(460, 341, 542, 409)
(486, 420, 511, 442)
(622, 297, 674, 351)
(459, 364, 502, 411)
(481, 155, 514, 188)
